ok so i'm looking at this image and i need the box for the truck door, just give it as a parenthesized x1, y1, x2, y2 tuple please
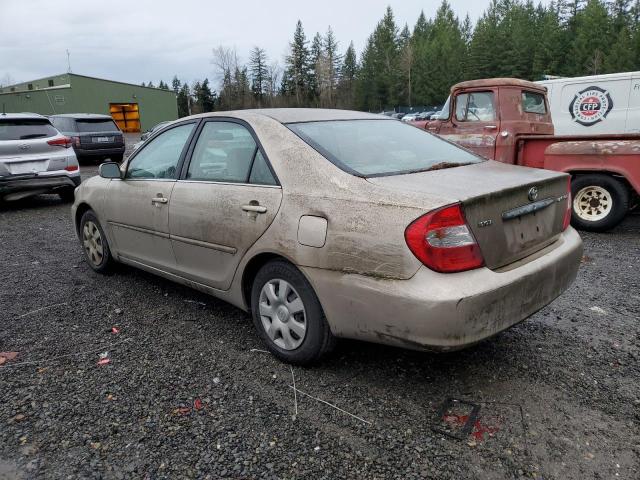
(437, 90, 499, 160)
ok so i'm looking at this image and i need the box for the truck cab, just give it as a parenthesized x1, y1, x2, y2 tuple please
(427, 79, 554, 163)
(423, 78, 640, 232)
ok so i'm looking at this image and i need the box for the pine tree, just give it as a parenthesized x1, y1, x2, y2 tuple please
(605, 26, 635, 71)
(337, 41, 357, 108)
(177, 83, 191, 117)
(249, 46, 269, 105)
(158, 80, 168, 90)
(147, 81, 155, 88)
(324, 26, 342, 106)
(283, 20, 311, 106)
(171, 76, 181, 95)
(571, 0, 611, 74)
(356, 6, 400, 111)
(141, 82, 146, 87)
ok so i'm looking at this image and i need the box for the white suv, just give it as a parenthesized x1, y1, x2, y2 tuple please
(0, 113, 81, 202)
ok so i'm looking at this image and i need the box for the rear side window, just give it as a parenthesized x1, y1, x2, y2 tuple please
(455, 91, 495, 122)
(0, 119, 59, 140)
(522, 91, 546, 114)
(76, 119, 119, 133)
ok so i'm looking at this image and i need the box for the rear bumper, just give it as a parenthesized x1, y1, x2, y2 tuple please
(302, 227, 583, 351)
(74, 146, 125, 158)
(0, 173, 81, 196)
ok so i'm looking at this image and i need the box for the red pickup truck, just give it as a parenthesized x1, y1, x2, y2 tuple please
(414, 78, 639, 232)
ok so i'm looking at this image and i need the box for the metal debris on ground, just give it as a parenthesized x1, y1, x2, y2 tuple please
(432, 398, 481, 440)
(288, 385, 372, 425)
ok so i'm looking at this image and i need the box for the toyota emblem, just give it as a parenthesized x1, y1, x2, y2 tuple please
(528, 187, 539, 201)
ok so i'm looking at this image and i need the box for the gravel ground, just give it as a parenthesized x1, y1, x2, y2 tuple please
(0, 156, 639, 479)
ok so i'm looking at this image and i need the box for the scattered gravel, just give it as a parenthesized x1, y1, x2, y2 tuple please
(0, 164, 638, 479)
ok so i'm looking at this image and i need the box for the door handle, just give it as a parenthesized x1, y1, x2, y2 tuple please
(484, 125, 498, 130)
(151, 196, 168, 205)
(242, 204, 267, 214)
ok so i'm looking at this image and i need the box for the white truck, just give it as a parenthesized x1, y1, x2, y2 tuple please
(537, 71, 640, 135)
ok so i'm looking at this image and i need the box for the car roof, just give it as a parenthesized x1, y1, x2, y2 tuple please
(190, 108, 391, 124)
(0, 112, 49, 120)
(49, 113, 114, 120)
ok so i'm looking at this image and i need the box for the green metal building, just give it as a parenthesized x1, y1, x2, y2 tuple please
(0, 73, 178, 132)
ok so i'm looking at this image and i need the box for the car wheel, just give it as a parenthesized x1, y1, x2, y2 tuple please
(58, 187, 75, 202)
(251, 260, 335, 365)
(79, 210, 113, 273)
(571, 174, 629, 232)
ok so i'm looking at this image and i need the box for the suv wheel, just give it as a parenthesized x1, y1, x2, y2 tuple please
(79, 210, 113, 273)
(251, 260, 335, 365)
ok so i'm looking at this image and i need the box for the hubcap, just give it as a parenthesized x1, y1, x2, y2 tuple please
(258, 279, 307, 350)
(573, 186, 613, 222)
(82, 220, 104, 266)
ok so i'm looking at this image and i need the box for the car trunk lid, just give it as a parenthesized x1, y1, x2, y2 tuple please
(366, 160, 569, 270)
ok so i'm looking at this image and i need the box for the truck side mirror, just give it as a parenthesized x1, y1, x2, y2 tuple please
(99, 162, 122, 179)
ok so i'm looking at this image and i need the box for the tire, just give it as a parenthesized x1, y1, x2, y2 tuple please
(251, 260, 335, 365)
(570, 174, 629, 232)
(79, 210, 113, 273)
(58, 187, 75, 203)
(110, 154, 124, 164)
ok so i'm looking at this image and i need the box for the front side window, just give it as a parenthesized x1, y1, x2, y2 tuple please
(187, 122, 258, 183)
(455, 91, 495, 122)
(522, 91, 546, 114)
(288, 119, 482, 177)
(126, 123, 195, 179)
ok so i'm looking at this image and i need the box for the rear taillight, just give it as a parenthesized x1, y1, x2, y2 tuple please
(65, 165, 79, 172)
(405, 203, 484, 273)
(70, 136, 80, 146)
(47, 137, 72, 148)
(562, 176, 572, 231)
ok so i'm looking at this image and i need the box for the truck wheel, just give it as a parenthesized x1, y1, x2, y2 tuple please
(571, 174, 629, 232)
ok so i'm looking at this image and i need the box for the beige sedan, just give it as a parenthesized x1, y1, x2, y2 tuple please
(72, 109, 582, 364)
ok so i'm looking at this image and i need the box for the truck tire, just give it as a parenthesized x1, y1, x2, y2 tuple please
(571, 174, 629, 232)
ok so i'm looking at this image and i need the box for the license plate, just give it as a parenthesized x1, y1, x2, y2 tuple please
(93, 136, 112, 143)
(8, 160, 48, 175)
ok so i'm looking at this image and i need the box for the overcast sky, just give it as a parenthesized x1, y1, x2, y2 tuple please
(0, 0, 550, 88)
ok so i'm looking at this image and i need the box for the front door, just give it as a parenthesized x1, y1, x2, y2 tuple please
(438, 90, 499, 160)
(104, 122, 196, 271)
(169, 120, 283, 290)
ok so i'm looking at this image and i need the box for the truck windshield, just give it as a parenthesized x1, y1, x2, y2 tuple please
(288, 119, 483, 177)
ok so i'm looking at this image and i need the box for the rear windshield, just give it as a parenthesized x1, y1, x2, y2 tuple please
(0, 119, 59, 141)
(76, 119, 119, 133)
(288, 119, 482, 177)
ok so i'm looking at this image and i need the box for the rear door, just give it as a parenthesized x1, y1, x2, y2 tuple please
(104, 122, 196, 271)
(438, 90, 499, 160)
(169, 120, 282, 290)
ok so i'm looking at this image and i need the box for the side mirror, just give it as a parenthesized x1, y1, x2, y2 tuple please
(99, 162, 122, 179)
